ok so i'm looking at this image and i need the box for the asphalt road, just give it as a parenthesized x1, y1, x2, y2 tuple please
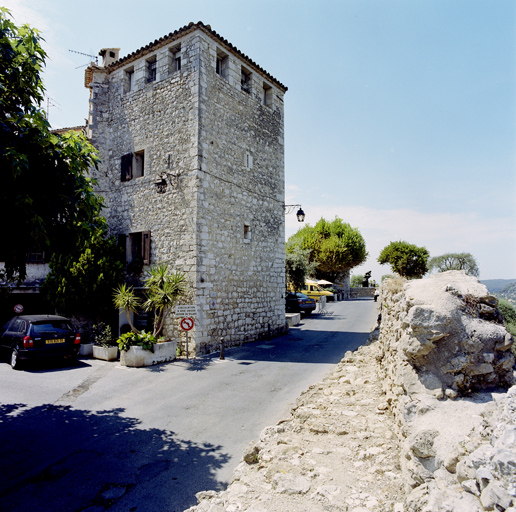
(0, 298, 378, 512)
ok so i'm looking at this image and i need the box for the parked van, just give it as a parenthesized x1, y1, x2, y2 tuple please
(299, 280, 334, 301)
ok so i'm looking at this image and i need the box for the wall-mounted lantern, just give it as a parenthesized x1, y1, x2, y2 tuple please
(283, 204, 305, 222)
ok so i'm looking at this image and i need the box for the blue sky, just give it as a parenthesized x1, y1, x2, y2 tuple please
(5, 0, 515, 280)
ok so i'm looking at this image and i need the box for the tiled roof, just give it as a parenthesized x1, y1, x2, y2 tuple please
(51, 126, 86, 134)
(104, 21, 287, 92)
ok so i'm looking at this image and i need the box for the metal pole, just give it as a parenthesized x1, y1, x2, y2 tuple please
(220, 337, 225, 360)
(185, 332, 189, 360)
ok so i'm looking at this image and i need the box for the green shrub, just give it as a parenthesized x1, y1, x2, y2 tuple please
(117, 330, 158, 352)
(498, 299, 516, 338)
(92, 323, 116, 347)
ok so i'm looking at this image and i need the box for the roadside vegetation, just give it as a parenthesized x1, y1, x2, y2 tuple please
(286, 217, 367, 290)
(378, 241, 429, 279)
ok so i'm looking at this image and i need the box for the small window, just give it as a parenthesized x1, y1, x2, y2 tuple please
(125, 68, 134, 93)
(134, 150, 145, 178)
(263, 83, 272, 106)
(147, 57, 157, 83)
(121, 151, 145, 181)
(27, 249, 45, 263)
(241, 67, 251, 94)
(216, 50, 228, 78)
(244, 153, 253, 169)
(129, 231, 151, 265)
(121, 153, 133, 182)
(169, 45, 181, 74)
(243, 224, 251, 242)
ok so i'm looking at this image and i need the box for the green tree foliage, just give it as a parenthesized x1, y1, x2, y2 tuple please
(377, 241, 429, 279)
(498, 298, 516, 338)
(41, 218, 124, 322)
(285, 242, 317, 292)
(350, 274, 364, 287)
(428, 252, 479, 277)
(0, 9, 101, 282)
(287, 217, 367, 282)
(113, 264, 187, 338)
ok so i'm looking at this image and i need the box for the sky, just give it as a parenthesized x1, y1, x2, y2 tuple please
(4, 0, 516, 281)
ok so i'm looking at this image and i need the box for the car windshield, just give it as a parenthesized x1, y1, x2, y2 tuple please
(296, 293, 309, 299)
(33, 321, 73, 335)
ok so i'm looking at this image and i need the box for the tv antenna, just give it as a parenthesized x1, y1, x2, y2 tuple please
(45, 95, 61, 122)
(69, 49, 98, 68)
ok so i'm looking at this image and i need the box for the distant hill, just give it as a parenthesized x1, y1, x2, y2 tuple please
(481, 279, 516, 294)
(496, 282, 516, 304)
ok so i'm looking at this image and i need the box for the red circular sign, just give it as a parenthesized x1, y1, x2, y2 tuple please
(180, 317, 194, 331)
(14, 304, 24, 314)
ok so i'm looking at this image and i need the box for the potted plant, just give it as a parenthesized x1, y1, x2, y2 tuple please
(113, 264, 187, 367)
(91, 322, 119, 361)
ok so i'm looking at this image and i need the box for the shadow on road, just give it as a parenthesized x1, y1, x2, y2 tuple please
(0, 403, 229, 512)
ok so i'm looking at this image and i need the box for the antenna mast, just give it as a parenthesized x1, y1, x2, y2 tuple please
(69, 49, 98, 68)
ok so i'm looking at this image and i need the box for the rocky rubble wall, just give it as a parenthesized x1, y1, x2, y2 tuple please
(377, 271, 516, 511)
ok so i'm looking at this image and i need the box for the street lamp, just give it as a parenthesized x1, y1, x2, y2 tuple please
(283, 204, 305, 222)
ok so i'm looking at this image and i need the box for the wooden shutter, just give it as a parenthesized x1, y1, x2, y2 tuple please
(142, 231, 151, 264)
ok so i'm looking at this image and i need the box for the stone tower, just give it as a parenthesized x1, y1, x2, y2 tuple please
(85, 22, 288, 354)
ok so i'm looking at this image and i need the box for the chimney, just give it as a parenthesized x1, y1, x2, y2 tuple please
(99, 48, 120, 67)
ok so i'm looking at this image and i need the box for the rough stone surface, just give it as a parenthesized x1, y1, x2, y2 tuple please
(85, 26, 288, 355)
(186, 272, 516, 511)
(185, 336, 406, 511)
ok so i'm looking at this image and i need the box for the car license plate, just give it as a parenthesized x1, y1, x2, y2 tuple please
(46, 338, 65, 345)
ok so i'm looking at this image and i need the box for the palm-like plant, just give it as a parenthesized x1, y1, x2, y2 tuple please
(113, 283, 141, 333)
(143, 264, 187, 337)
(113, 264, 187, 339)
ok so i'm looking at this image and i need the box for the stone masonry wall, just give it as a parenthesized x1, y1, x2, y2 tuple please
(194, 32, 286, 352)
(377, 271, 516, 511)
(86, 26, 287, 354)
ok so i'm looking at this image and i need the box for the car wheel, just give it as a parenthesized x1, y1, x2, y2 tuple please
(11, 348, 21, 370)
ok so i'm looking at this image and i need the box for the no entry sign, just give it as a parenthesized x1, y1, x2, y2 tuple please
(180, 317, 194, 331)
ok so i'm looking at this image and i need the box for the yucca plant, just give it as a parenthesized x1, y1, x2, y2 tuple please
(113, 283, 141, 334)
(143, 264, 187, 337)
(113, 264, 187, 339)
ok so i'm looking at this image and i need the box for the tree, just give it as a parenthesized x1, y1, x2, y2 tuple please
(377, 241, 429, 279)
(113, 264, 187, 338)
(350, 274, 364, 288)
(285, 242, 317, 292)
(0, 9, 101, 283)
(41, 217, 124, 322)
(428, 252, 479, 277)
(287, 217, 368, 282)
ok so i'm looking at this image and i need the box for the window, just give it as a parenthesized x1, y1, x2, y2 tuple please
(121, 151, 145, 181)
(216, 50, 228, 78)
(244, 152, 253, 169)
(129, 231, 151, 264)
(169, 45, 181, 74)
(147, 57, 157, 83)
(121, 153, 133, 181)
(125, 68, 134, 93)
(241, 67, 251, 94)
(134, 150, 145, 178)
(27, 249, 45, 263)
(263, 83, 272, 106)
(243, 224, 251, 243)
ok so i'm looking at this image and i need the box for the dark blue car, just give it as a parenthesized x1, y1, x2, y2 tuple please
(0, 315, 80, 369)
(285, 292, 316, 315)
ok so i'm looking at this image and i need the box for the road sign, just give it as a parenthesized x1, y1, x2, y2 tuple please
(175, 305, 197, 317)
(14, 304, 24, 314)
(180, 317, 194, 331)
